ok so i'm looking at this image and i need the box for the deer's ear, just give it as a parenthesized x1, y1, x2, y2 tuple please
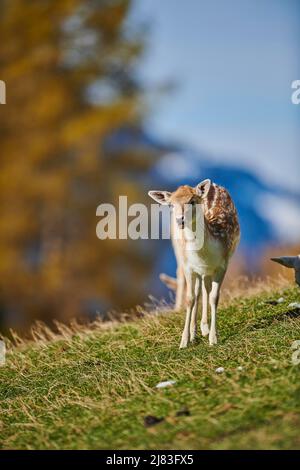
(148, 190, 171, 205)
(195, 179, 212, 198)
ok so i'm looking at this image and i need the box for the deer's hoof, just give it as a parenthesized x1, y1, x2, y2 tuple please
(201, 323, 210, 336)
(179, 338, 189, 349)
(209, 334, 217, 346)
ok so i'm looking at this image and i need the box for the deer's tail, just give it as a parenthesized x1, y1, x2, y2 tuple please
(159, 273, 177, 291)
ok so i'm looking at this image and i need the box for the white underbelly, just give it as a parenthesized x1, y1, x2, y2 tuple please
(185, 237, 226, 276)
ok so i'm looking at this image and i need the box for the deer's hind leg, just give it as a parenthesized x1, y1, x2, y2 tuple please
(175, 265, 186, 311)
(209, 268, 226, 346)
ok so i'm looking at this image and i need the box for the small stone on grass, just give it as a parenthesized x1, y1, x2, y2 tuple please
(156, 380, 176, 389)
(288, 302, 300, 309)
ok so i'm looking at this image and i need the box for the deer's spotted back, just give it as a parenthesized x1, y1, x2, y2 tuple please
(203, 183, 240, 255)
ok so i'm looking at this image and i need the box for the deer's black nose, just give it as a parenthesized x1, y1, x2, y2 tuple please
(176, 215, 185, 227)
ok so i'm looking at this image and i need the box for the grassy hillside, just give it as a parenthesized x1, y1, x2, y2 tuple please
(0, 285, 300, 450)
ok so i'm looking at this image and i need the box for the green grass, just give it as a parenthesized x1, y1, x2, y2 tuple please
(0, 286, 300, 450)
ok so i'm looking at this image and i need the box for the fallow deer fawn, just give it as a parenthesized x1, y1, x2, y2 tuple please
(149, 179, 240, 348)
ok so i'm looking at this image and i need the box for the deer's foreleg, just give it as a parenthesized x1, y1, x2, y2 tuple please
(180, 271, 196, 349)
(201, 275, 211, 336)
(190, 276, 201, 342)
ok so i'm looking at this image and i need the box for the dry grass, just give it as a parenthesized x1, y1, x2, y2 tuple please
(2, 274, 291, 349)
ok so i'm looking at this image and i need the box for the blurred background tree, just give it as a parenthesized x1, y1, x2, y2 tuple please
(0, 0, 155, 333)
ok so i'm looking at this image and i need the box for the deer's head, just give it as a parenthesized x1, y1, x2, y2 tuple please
(148, 179, 211, 229)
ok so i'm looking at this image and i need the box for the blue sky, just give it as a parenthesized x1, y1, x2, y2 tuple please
(129, 0, 300, 191)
